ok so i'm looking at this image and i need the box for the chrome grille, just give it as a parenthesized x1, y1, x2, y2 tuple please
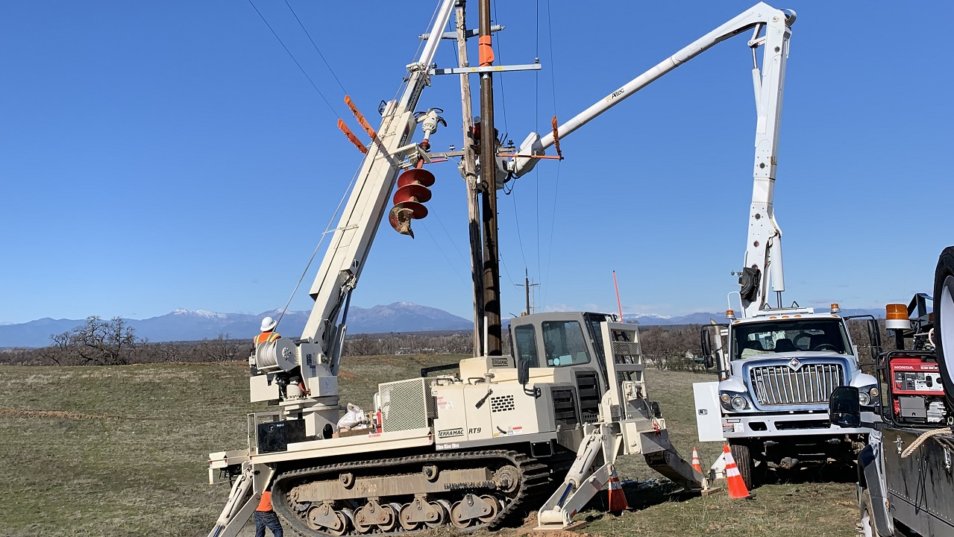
(749, 363, 844, 406)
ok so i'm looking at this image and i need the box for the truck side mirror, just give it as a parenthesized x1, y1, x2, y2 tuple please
(517, 357, 541, 398)
(829, 386, 861, 428)
(700, 327, 715, 369)
(517, 357, 530, 386)
(867, 318, 883, 361)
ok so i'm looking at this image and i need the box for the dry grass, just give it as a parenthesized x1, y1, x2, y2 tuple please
(0, 357, 858, 537)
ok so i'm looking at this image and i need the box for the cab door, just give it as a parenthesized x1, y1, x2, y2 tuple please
(540, 318, 604, 423)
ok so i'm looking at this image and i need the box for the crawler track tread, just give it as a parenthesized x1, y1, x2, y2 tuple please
(271, 449, 551, 537)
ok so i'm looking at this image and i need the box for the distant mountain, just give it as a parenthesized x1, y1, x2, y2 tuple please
(0, 302, 472, 348)
(0, 304, 885, 348)
(627, 308, 884, 326)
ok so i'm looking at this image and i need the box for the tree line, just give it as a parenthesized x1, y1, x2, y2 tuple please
(12, 315, 887, 373)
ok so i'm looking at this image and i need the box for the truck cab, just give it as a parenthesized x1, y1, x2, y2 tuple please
(699, 305, 879, 487)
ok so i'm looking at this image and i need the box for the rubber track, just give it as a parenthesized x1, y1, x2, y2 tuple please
(271, 449, 552, 537)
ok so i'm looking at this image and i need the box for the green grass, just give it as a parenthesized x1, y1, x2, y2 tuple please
(0, 358, 857, 537)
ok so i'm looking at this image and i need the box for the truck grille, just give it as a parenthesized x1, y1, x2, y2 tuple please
(749, 363, 844, 406)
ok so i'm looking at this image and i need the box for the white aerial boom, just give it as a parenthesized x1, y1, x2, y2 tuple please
(508, 2, 795, 318)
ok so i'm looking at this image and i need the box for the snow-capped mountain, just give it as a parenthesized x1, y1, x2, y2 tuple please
(0, 304, 885, 348)
(0, 303, 472, 348)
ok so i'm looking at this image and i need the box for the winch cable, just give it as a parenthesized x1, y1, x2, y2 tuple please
(274, 167, 363, 329)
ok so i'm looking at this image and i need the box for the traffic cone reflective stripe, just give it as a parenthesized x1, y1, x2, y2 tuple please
(722, 443, 751, 499)
(606, 467, 628, 513)
(691, 447, 703, 475)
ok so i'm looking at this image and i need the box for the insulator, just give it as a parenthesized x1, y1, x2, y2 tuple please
(389, 168, 435, 238)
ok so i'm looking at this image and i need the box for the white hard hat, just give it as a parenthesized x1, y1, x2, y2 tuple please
(260, 316, 277, 332)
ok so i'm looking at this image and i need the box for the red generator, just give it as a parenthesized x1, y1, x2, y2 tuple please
(889, 355, 947, 424)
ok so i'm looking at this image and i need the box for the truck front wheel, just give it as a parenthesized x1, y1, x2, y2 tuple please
(859, 489, 881, 537)
(729, 441, 756, 490)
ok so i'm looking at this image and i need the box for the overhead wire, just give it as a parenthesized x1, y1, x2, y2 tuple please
(542, 0, 562, 311)
(418, 225, 469, 287)
(282, 0, 349, 95)
(492, 0, 530, 298)
(534, 0, 542, 301)
(246, 0, 341, 118)
(387, 2, 440, 110)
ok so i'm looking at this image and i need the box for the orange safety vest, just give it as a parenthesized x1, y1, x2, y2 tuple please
(256, 491, 273, 512)
(254, 331, 280, 346)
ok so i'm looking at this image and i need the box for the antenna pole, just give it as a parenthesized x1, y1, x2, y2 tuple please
(613, 271, 625, 321)
(516, 269, 540, 316)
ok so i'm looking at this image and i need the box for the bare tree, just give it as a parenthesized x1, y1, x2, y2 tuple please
(49, 316, 141, 365)
(197, 334, 243, 362)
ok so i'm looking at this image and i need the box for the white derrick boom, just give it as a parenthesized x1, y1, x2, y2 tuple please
(507, 2, 794, 318)
(301, 0, 454, 355)
(251, 0, 455, 417)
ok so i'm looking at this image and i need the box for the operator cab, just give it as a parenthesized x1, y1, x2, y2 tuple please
(510, 312, 641, 422)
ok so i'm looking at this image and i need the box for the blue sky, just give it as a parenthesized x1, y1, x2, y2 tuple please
(1, 1, 951, 326)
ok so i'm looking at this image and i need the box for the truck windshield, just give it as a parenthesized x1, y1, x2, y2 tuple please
(731, 319, 849, 360)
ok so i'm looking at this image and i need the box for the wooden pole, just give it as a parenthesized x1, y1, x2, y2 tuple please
(454, 2, 484, 357)
(478, 0, 502, 355)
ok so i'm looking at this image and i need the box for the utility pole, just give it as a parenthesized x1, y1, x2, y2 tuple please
(516, 269, 539, 316)
(454, 1, 484, 357)
(478, 0, 502, 355)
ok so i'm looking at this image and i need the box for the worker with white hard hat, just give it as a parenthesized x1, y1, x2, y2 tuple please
(254, 316, 280, 346)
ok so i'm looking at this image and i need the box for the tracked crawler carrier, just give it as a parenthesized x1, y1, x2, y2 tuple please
(209, 313, 703, 536)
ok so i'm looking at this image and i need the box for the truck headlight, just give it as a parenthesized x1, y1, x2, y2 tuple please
(720, 391, 750, 411)
(858, 384, 879, 406)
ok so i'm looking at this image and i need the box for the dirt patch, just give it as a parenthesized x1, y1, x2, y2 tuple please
(493, 513, 592, 537)
(338, 370, 357, 380)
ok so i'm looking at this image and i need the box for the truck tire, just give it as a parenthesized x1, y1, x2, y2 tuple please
(935, 246, 954, 411)
(859, 488, 881, 537)
(730, 441, 756, 490)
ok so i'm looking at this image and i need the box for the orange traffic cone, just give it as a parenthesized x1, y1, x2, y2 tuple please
(691, 447, 703, 475)
(606, 466, 629, 513)
(722, 443, 751, 499)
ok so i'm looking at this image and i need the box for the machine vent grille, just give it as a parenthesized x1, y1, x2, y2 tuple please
(378, 378, 434, 432)
(750, 363, 844, 406)
(575, 371, 601, 422)
(490, 394, 515, 413)
(552, 388, 579, 426)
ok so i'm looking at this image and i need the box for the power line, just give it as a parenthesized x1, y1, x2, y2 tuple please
(509, 185, 529, 272)
(534, 0, 542, 289)
(246, 0, 340, 118)
(490, 1, 509, 138)
(282, 0, 349, 95)
(542, 0, 562, 310)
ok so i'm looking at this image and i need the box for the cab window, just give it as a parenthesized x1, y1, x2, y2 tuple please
(542, 321, 591, 366)
(513, 324, 539, 367)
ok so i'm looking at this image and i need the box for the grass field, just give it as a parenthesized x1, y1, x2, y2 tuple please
(0, 357, 859, 537)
